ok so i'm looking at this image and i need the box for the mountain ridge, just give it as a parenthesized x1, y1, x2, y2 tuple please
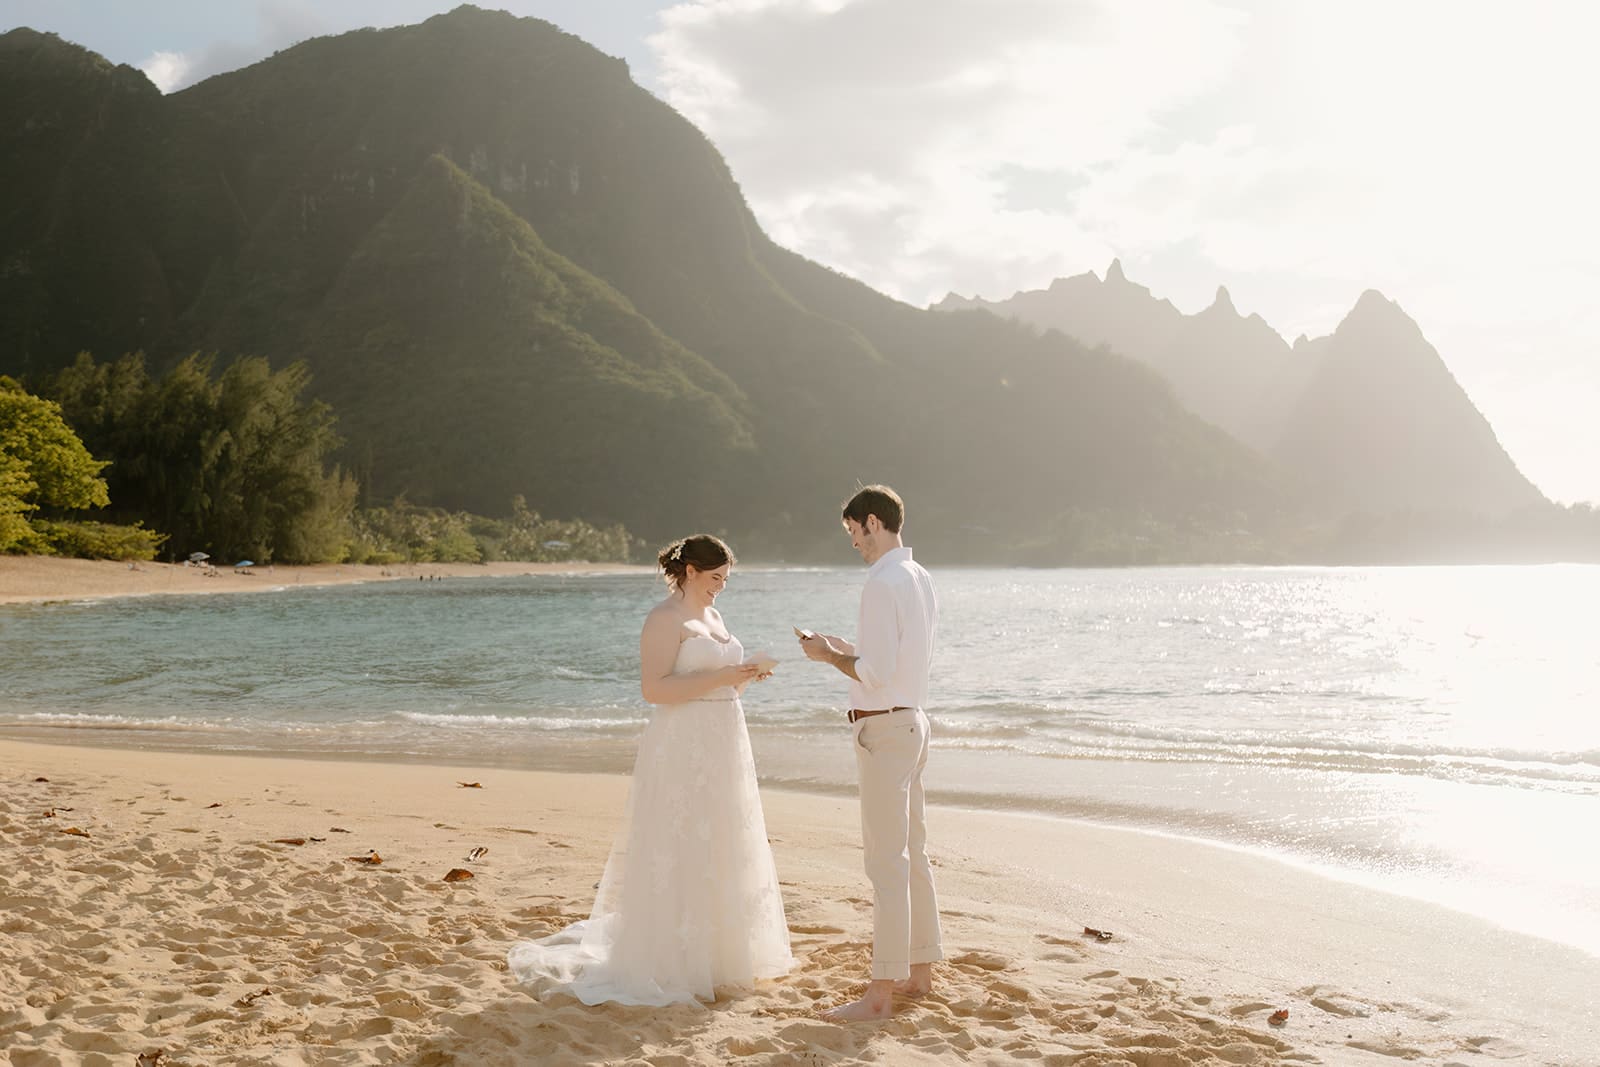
(0, 8, 1551, 562)
(935, 263, 1543, 517)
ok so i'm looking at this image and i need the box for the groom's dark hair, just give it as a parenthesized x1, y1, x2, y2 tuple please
(842, 484, 904, 533)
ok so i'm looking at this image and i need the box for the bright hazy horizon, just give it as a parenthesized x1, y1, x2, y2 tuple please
(6, 0, 1596, 505)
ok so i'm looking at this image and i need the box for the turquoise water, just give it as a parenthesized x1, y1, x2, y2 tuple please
(3, 564, 1597, 955)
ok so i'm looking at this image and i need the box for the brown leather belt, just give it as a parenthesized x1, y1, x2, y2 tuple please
(848, 706, 912, 724)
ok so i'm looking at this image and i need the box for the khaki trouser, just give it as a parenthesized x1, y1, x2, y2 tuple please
(852, 707, 943, 980)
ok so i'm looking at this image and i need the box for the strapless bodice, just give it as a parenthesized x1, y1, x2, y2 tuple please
(674, 633, 744, 702)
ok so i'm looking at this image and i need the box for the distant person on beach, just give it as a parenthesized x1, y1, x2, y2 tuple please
(799, 484, 943, 1021)
(508, 534, 794, 1004)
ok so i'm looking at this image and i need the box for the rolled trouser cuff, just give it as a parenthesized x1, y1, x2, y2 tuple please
(870, 958, 910, 981)
(910, 945, 944, 965)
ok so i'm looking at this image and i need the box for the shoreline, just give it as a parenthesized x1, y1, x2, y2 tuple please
(2, 738, 1594, 1064)
(0, 554, 653, 605)
(6, 721, 1599, 968)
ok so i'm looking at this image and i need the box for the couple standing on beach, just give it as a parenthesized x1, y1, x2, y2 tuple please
(507, 485, 941, 1022)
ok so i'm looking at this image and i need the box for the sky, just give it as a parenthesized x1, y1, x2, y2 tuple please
(5, 1, 1597, 504)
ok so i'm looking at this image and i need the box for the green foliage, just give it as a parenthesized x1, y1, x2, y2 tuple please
(26, 518, 165, 560)
(0, 451, 33, 550)
(41, 353, 356, 564)
(345, 495, 637, 565)
(0, 375, 110, 551)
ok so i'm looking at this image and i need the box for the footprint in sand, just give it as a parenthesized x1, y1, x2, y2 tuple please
(1347, 1039, 1425, 1057)
(774, 1021, 857, 1053)
(720, 1035, 782, 1056)
(1310, 995, 1368, 1018)
(949, 951, 1012, 972)
(988, 979, 1031, 1001)
(1464, 1035, 1524, 1059)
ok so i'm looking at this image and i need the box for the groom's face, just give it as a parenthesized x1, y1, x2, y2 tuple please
(844, 517, 880, 565)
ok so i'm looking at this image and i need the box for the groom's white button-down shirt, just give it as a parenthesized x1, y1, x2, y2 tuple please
(850, 547, 938, 711)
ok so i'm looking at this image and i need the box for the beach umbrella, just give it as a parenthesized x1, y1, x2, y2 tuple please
(188, 551, 210, 562)
(235, 560, 254, 569)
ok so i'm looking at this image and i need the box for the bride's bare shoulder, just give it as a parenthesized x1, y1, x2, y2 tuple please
(642, 598, 687, 633)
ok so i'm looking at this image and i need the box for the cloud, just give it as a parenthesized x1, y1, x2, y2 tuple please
(138, 51, 192, 94)
(652, 0, 1600, 501)
(653, 0, 1247, 302)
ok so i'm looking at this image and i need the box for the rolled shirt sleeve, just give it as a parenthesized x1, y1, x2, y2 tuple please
(853, 577, 899, 692)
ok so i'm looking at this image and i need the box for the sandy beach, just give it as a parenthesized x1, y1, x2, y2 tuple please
(0, 556, 649, 605)
(2, 738, 1594, 1066)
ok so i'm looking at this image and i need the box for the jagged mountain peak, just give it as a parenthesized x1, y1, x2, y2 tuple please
(1047, 268, 1099, 292)
(1204, 285, 1237, 316)
(1106, 257, 1127, 283)
(1345, 288, 1405, 322)
(1333, 289, 1430, 351)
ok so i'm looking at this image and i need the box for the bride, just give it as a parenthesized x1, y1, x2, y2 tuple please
(507, 534, 796, 1005)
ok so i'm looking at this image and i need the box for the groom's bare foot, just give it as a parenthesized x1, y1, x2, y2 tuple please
(821, 979, 894, 1022)
(893, 963, 934, 998)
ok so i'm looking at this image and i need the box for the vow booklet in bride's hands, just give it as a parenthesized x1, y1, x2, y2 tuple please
(743, 651, 779, 673)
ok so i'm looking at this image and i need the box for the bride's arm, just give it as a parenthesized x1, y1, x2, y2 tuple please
(640, 608, 760, 705)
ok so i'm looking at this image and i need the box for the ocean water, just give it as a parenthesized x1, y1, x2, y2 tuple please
(3, 564, 1597, 957)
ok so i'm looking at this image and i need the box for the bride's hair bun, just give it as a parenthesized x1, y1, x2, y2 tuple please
(658, 534, 736, 589)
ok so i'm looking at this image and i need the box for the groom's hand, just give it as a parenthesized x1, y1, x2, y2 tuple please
(799, 632, 833, 662)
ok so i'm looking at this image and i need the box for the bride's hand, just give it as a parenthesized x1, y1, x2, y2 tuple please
(717, 662, 764, 687)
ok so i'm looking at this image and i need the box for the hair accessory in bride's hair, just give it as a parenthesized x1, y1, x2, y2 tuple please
(668, 542, 684, 564)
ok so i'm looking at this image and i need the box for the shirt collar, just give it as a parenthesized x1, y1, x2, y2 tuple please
(867, 545, 912, 577)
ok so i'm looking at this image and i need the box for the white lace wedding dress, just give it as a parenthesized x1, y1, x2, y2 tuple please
(507, 632, 795, 1005)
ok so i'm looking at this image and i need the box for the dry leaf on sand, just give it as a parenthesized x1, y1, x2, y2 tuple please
(272, 838, 307, 846)
(60, 826, 91, 837)
(443, 868, 474, 882)
(467, 846, 487, 861)
(346, 851, 382, 864)
(1269, 1008, 1290, 1026)
(1083, 927, 1114, 942)
(457, 781, 483, 789)
(235, 987, 272, 1007)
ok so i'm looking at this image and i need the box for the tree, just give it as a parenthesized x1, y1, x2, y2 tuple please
(44, 354, 357, 563)
(0, 376, 110, 551)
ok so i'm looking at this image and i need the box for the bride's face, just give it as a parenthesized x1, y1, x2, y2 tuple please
(682, 563, 730, 604)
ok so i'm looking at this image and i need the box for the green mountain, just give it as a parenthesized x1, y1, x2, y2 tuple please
(0, 9, 1286, 560)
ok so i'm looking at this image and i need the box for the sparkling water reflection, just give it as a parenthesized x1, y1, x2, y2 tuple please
(3, 563, 1597, 953)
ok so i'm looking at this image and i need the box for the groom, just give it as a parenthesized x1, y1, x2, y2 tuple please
(799, 484, 942, 1022)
